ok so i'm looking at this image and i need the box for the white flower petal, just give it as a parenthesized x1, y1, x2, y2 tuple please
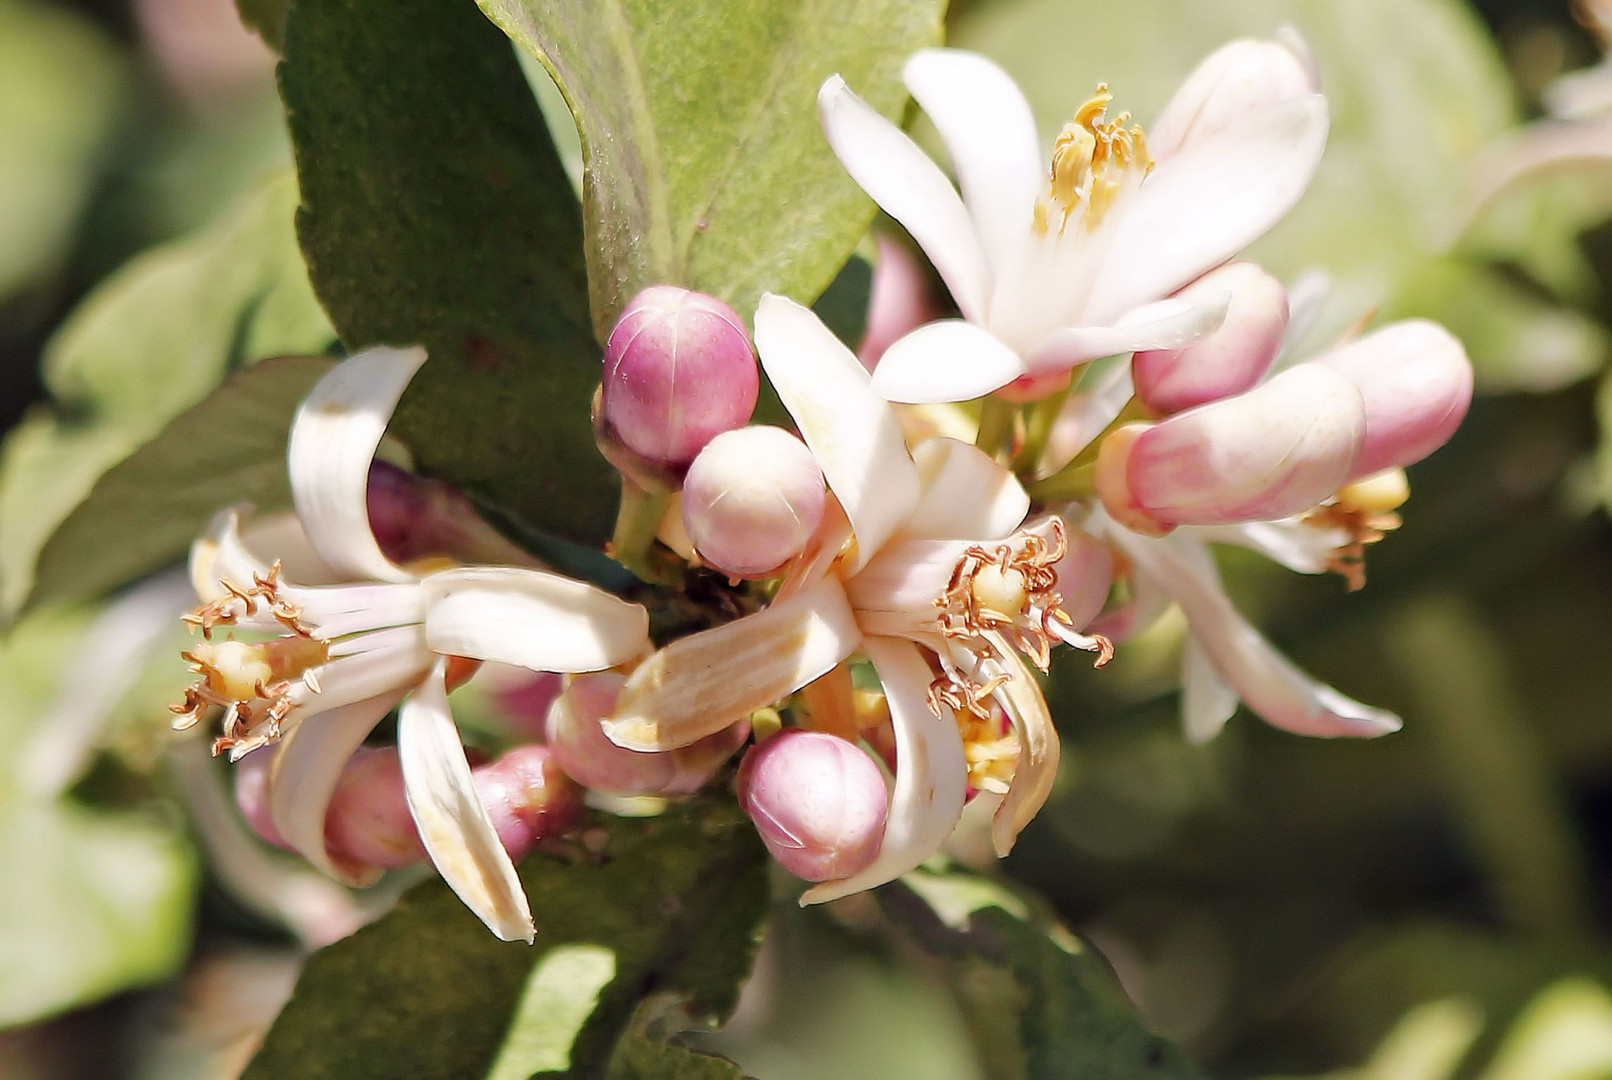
(1543, 63, 1612, 120)
(1024, 293, 1231, 377)
(902, 49, 1044, 288)
(191, 508, 272, 605)
(1101, 519, 1400, 738)
(607, 576, 862, 752)
(903, 438, 1029, 541)
(979, 635, 1059, 856)
(1184, 519, 1344, 575)
(1181, 635, 1237, 744)
(818, 76, 991, 321)
(268, 690, 404, 884)
(399, 661, 534, 942)
(800, 636, 967, 904)
(755, 295, 919, 569)
(288, 345, 427, 584)
(1148, 38, 1318, 160)
(870, 319, 1030, 404)
(301, 624, 435, 703)
(421, 566, 649, 673)
(1086, 95, 1328, 322)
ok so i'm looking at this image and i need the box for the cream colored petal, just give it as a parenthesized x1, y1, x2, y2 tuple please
(605, 576, 862, 752)
(421, 566, 649, 673)
(399, 661, 534, 942)
(978, 634, 1059, 857)
(191, 508, 272, 604)
(1024, 293, 1231, 378)
(755, 295, 919, 571)
(288, 345, 427, 584)
(902, 437, 1029, 542)
(1181, 635, 1238, 744)
(902, 49, 1043, 289)
(818, 75, 991, 322)
(800, 636, 967, 904)
(268, 690, 405, 884)
(870, 319, 1029, 405)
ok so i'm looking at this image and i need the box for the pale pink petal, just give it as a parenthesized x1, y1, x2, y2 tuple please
(755, 295, 919, 569)
(399, 661, 533, 942)
(1181, 636, 1237, 744)
(288, 346, 427, 584)
(420, 566, 649, 673)
(902, 49, 1043, 286)
(800, 636, 967, 904)
(871, 319, 1029, 404)
(818, 76, 991, 321)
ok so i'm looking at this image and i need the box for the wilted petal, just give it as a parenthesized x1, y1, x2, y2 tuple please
(902, 49, 1044, 286)
(755, 295, 919, 568)
(800, 636, 968, 904)
(818, 76, 991, 321)
(268, 690, 404, 884)
(979, 635, 1059, 856)
(1103, 521, 1401, 738)
(1087, 95, 1328, 321)
(288, 346, 427, 584)
(606, 575, 862, 752)
(399, 661, 533, 942)
(421, 566, 649, 673)
(1025, 293, 1232, 379)
(872, 319, 1030, 404)
(902, 438, 1029, 542)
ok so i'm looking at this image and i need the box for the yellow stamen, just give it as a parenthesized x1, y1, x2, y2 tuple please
(1038, 84, 1153, 236)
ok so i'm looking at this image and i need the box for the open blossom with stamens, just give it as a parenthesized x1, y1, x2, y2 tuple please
(172, 345, 650, 942)
(600, 295, 1111, 901)
(817, 37, 1327, 404)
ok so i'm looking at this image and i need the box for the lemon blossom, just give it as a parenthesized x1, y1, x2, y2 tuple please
(818, 38, 1328, 403)
(600, 296, 1109, 902)
(173, 346, 650, 941)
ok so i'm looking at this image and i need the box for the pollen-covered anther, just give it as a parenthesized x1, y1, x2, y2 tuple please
(1039, 84, 1154, 235)
(959, 708, 1020, 796)
(1306, 469, 1409, 592)
(181, 561, 310, 639)
(172, 626, 329, 758)
(937, 523, 1068, 672)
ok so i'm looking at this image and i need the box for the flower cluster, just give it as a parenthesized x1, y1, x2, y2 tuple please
(175, 35, 1472, 940)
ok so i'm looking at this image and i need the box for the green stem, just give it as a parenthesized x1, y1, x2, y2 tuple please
(610, 480, 673, 583)
(1028, 461, 1097, 502)
(1013, 384, 1072, 476)
(975, 397, 1015, 458)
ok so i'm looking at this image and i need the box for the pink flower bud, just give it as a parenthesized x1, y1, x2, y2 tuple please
(736, 729, 888, 882)
(601, 286, 759, 466)
(490, 670, 565, 741)
(682, 426, 826, 577)
(234, 748, 290, 850)
(1148, 38, 1318, 160)
(324, 747, 425, 870)
(1096, 365, 1365, 534)
(1133, 263, 1288, 415)
(548, 673, 749, 796)
(471, 744, 584, 863)
(1053, 526, 1115, 631)
(1313, 320, 1472, 479)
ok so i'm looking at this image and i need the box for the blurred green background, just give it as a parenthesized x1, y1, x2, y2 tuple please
(7, 0, 1612, 1076)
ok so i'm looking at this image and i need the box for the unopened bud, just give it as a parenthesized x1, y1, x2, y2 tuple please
(324, 747, 425, 870)
(368, 461, 535, 567)
(549, 673, 749, 796)
(234, 748, 290, 850)
(1148, 37, 1318, 160)
(601, 286, 758, 466)
(736, 729, 888, 882)
(471, 744, 584, 863)
(1313, 320, 1472, 479)
(1133, 263, 1288, 415)
(490, 670, 565, 741)
(1096, 365, 1365, 534)
(682, 426, 826, 577)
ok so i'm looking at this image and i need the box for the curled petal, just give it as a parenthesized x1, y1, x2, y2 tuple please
(1025, 293, 1232, 380)
(902, 49, 1043, 288)
(1181, 636, 1238, 744)
(871, 319, 1029, 405)
(978, 634, 1059, 856)
(1149, 37, 1319, 160)
(1101, 520, 1401, 738)
(191, 509, 274, 608)
(288, 346, 427, 584)
(817, 76, 990, 322)
(399, 661, 534, 942)
(800, 636, 968, 904)
(605, 576, 862, 752)
(903, 438, 1029, 542)
(268, 691, 405, 884)
(421, 567, 649, 673)
(756, 295, 919, 569)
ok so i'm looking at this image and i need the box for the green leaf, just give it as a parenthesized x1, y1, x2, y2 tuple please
(29, 357, 335, 613)
(476, 0, 946, 340)
(280, 0, 616, 548)
(0, 611, 196, 1028)
(242, 802, 767, 1080)
(0, 0, 125, 302)
(950, 0, 1516, 344)
(0, 173, 334, 618)
(880, 867, 1205, 1080)
(235, 0, 288, 51)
